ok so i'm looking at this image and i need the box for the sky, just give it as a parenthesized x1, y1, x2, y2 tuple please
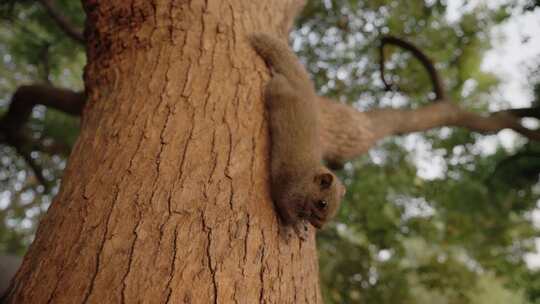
(482, 6, 540, 110)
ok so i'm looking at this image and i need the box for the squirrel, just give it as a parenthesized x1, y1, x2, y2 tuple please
(249, 33, 346, 238)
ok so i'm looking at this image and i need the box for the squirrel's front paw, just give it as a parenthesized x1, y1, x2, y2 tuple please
(292, 220, 310, 241)
(278, 219, 311, 242)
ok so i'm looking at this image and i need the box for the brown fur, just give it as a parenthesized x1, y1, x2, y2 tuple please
(249, 33, 346, 232)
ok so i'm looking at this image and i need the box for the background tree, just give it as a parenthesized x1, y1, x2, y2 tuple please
(1, 0, 540, 303)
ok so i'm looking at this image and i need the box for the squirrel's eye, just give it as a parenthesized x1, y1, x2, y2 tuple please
(315, 200, 328, 210)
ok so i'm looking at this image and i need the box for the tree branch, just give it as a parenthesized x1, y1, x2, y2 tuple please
(0, 84, 85, 188)
(1, 85, 85, 133)
(318, 98, 540, 165)
(312, 35, 540, 167)
(37, 0, 85, 44)
(380, 35, 446, 101)
(500, 107, 540, 119)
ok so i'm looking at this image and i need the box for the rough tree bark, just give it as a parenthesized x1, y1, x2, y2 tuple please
(4, 0, 324, 303)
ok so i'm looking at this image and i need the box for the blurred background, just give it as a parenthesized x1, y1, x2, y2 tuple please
(1, 0, 540, 303)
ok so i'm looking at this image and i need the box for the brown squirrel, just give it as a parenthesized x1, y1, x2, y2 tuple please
(249, 33, 346, 236)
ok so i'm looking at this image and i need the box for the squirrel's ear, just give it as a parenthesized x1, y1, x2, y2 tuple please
(314, 173, 333, 190)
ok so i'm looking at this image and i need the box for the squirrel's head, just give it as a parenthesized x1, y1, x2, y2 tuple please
(277, 166, 345, 229)
(274, 166, 346, 230)
(293, 167, 345, 229)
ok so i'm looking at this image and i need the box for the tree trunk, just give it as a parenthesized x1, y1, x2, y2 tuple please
(3, 0, 322, 303)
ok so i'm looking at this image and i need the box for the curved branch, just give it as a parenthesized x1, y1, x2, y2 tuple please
(0, 84, 85, 188)
(501, 107, 540, 119)
(380, 35, 446, 101)
(38, 0, 85, 44)
(1, 85, 85, 133)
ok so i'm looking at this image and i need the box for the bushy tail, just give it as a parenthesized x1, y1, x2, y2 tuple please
(249, 33, 311, 85)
